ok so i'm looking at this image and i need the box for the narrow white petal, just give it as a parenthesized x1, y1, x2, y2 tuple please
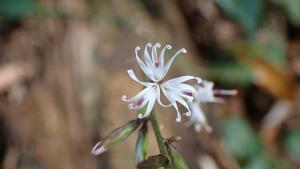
(135, 46, 155, 81)
(164, 76, 201, 85)
(169, 91, 192, 116)
(161, 48, 187, 78)
(159, 44, 172, 70)
(173, 103, 182, 122)
(151, 43, 161, 63)
(144, 43, 154, 69)
(127, 69, 154, 86)
(138, 94, 156, 119)
(122, 86, 151, 102)
(156, 86, 173, 107)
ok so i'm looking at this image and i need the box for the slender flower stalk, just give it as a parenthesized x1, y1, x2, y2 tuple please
(122, 43, 201, 122)
(150, 110, 173, 169)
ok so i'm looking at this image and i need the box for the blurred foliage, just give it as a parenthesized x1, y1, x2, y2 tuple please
(0, 0, 37, 21)
(208, 61, 253, 86)
(222, 116, 291, 169)
(215, 0, 263, 36)
(283, 128, 300, 162)
(244, 153, 289, 169)
(222, 116, 263, 162)
(272, 0, 300, 27)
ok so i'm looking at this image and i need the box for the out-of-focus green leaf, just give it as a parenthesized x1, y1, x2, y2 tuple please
(208, 61, 253, 86)
(137, 154, 168, 169)
(244, 154, 273, 169)
(248, 38, 286, 67)
(0, 0, 37, 20)
(244, 153, 290, 169)
(272, 0, 300, 27)
(283, 128, 300, 162)
(222, 116, 263, 162)
(215, 0, 263, 36)
(91, 119, 142, 155)
(166, 143, 189, 169)
(136, 122, 149, 163)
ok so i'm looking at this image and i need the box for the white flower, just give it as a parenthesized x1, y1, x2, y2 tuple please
(122, 43, 201, 122)
(187, 80, 237, 132)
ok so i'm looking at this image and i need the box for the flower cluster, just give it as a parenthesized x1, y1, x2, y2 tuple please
(122, 43, 236, 131)
(186, 80, 237, 132)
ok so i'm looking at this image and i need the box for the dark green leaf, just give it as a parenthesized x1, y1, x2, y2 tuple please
(215, 0, 263, 36)
(283, 128, 300, 162)
(208, 61, 253, 86)
(272, 0, 300, 27)
(222, 116, 263, 162)
(0, 0, 37, 20)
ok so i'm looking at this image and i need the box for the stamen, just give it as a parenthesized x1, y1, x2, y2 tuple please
(214, 89, 238, 96)
(136, 97, 144, 106)
(183, 91, 193, 97)
(155, 59, 159, 67)
(185, 112, 191, 116)
(204, 124, 213, 133)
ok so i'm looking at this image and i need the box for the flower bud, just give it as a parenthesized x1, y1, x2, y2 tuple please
(91, 119, 141, 155)
(136, 122, 148, 163)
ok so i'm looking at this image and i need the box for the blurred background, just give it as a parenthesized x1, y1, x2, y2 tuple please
(1, 0, 300, 168)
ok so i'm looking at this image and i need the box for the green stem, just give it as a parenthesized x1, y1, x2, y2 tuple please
(150, 110, 173, 169)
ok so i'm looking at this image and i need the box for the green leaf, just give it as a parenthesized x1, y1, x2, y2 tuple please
(166, 143, 189, 169)
(137, 154, 168, 169)
(244, 154, 273, 169)
(283, 128, 300, 162)
(244, 153, 290, 169)
(0, 0, 37, 20)
(215, 0, 263, 36)
(272, 0, 300, 27)
(208, 61, 253, 86)
(136, 122, 149, 163)
(91, 119, 142, 155)
(222, 116, 263, 162)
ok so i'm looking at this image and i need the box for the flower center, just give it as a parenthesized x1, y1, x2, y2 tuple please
(155, 59, 159, 68)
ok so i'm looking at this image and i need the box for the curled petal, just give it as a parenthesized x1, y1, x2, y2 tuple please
(164, 76, 201, 85)
(127, 69, 154, 86)
(161, 48, 187, 78)
(135, 46, 155, 81)
(187, 103, 212, 132)
(144, 43, 154, 69)
(138, 93, 156, 119)
(122, 86, 152, 102)
(159, 44, 172, 71)
(173, 103, 182, 122)
(151, 43, 161, 65)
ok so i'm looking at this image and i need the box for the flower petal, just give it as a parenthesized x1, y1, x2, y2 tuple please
(122, 86, 152, 102)
(163, 76, 201, 84)
(127, 69, 154, 86)
(143, 43, 154, 69)
(158, 44, 172, 70)
(151, 43, 161, 65)
(161, 48, 187, 78)
(138, 93, 156, 119)
(135, 46, 155, 81)
(172, 103, 182, 122)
